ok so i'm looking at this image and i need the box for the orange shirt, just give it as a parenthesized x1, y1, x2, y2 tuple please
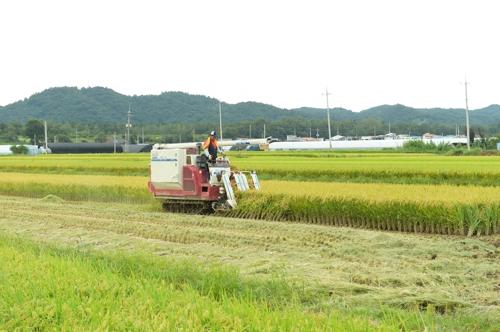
(203, 136, 219, 149)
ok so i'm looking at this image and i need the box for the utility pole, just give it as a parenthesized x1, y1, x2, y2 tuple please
(141, 127, 144, 144)
(219, 102, 223, 141)
(322, 88, 333, 149)
(44, 121, 48, 150)
(75, 128, 78, 143)
(125, 105, 132, 152)
(249, 124, 252, 138)
(113, 133, 117, 154)
(464, 78, 471, 150)
(263, 123, 266, 138)
(388, 121, 391, 134)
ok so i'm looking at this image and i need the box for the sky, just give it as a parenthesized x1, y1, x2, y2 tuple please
(0, 0, 498, 111)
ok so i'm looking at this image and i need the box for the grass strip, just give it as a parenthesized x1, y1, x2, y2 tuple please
(0, 233, 495, 331)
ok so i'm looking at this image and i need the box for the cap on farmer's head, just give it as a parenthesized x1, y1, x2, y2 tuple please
(210, 131, 216, 136)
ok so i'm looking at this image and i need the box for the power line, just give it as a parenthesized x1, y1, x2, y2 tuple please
(322, 88, 333, 149)
(219, 102, 223, 141)
(463, 77, 471, 150)
(125, 104, 132, 152)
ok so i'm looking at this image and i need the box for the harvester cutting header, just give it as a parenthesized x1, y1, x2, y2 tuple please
(148, 133, 266, 213)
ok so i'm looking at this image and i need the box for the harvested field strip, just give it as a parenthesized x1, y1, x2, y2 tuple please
(1, 196, 499, 331)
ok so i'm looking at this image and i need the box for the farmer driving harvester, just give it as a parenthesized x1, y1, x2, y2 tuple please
(202, 131, 221, 163)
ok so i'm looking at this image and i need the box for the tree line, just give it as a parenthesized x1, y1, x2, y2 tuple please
(1, 118, 498, 145)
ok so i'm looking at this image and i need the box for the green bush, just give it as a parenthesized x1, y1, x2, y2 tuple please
(401, 140, 453, 153)
(9, 145, 29, 155)
(463, 148, 483, 156)
(445, 148, 464, 156)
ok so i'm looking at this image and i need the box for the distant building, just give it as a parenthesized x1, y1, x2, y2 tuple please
(331, 135, 345, 141)
(361, 135, 385, 140)
(286, 135, 323, 142)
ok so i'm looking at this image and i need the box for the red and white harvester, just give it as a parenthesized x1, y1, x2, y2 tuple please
(148, 141, 263, 213)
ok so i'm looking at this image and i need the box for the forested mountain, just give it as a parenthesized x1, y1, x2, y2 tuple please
(0, 87, 295, 124)
(1, 87, 499, 128)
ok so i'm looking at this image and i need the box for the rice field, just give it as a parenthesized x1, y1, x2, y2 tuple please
(0, 151, 499, 330)
(231, 152, 500, 186)
(261, 180, 500, 204)
(0, 168, 498, 235)
(2, 171, 499, 205)
(1, 152, 500, 186)
(0, 196, 498, 331)
(232, 151, 500, 173)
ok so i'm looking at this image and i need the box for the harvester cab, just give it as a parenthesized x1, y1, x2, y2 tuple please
(147, 143, 260, 213)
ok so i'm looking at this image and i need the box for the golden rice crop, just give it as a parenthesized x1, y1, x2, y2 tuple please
(0, 172, 146, 187)
(2, 153, 500, 186)
(260, 180, 500, 205)
(225, 192, 499, 236)
(1, 172, 498, 235)
(231, 153, 500, 186)
(231, 153, 500, 174)
(227, 181, 500, 236)
(0, 173, 152, 204)
(0, 155, 148, 176)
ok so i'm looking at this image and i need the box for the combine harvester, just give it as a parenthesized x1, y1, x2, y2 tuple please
(148, 140, 264, 213)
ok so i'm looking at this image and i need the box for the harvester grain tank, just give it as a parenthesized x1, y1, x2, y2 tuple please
(148, 140, 264, 213)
